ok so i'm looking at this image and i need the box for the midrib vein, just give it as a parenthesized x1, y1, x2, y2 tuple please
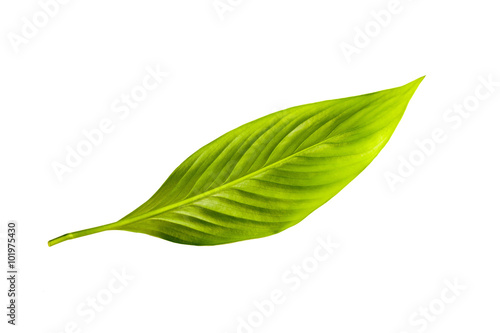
(111, 113, 394, 230)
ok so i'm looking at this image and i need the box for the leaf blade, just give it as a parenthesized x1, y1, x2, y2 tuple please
(48, 77, 424, 247)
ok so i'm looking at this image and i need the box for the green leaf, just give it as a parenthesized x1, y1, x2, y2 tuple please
(49, 77, 424, 247)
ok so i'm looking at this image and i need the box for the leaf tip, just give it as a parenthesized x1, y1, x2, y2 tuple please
(410, 75, 426, 88)
(400, 75, 425, 99)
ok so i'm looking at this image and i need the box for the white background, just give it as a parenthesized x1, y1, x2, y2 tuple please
(1, 0, 499, 332)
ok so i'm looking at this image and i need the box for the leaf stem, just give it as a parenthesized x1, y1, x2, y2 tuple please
(48, 222, 117, 247)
